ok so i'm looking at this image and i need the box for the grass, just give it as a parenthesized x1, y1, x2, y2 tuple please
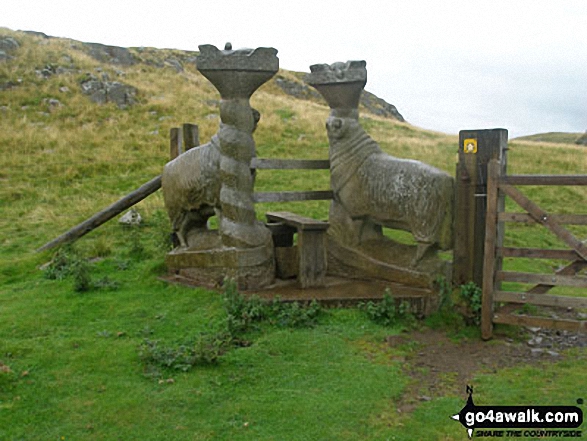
(1, 28, 586, 439)
(513, 132, 584, 144)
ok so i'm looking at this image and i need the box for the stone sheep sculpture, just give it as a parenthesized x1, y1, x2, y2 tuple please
(162, 109, 260, 249)
(326, 115, 454, 265)
(161, 134, 221, 248)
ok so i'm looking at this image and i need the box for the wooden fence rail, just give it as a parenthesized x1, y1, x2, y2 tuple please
(251, 158, 332, 204)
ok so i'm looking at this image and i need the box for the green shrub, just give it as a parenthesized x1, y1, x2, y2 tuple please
(43, 245, 92, 292)
(359, 290, 415, 327)
(223, 279, 267, 337)
(43, 245, 76, 280)
(223, 279, 324, 334)
(459, 282, 482, 325)
(269, 299, 322, 328)
(139, 332, 231, 373)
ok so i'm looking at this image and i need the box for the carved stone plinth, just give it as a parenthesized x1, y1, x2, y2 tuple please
(166, 232, 274, 290)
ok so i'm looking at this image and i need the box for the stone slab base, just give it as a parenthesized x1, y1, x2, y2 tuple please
(166, 242, 274, 291)
(327, 237, 451, 289)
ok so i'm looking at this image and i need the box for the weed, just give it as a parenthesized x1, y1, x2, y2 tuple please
(139, 332, 231, 373)
(459, 282, 482, 325)
(139, 282, 325, 375)
(71, 257, 91, 292)
(43, 245, 92, 292)
(92, 276, 120, 291)
(435, 276, 453, 310)
(359, 290, 415, 327)
(124, 224, 145, 257)
(223, 279, 267, 337)
(269, 299, 322, 328)
(43, 245, 76, 280)
(223, 279, 324, 334)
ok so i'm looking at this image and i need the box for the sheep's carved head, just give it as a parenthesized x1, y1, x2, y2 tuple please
(326, 116, 349, 140)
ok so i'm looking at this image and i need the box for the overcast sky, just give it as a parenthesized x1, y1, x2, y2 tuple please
(3, 0, 586, 138)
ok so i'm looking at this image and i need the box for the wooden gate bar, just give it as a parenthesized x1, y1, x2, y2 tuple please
(481, 159, 502, 339)
(251, 158, 330, 170)
(493, 314, 587, 332)
(500, 184, 587, 261)
(498, 247, 580, 260)
(527, 260, 587, 295)
(499, 213, 587, 225)
(503, 175, 587, 186)
(253, 190, 333, 203)
(497, 271, 587, 287)
(495, 291, 587, 309)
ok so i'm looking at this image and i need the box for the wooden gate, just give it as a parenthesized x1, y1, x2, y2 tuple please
(481, 159, 587, 339)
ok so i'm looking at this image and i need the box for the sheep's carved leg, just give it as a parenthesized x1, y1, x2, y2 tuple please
(412, 242, 434, 267)
(358, 218, 383, 243)
(176, 206, 215, 249)
(329, 200, 365, 247)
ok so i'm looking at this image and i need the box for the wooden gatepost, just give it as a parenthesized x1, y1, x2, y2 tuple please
(453, 129, 509, 287)
(481, 159, 587, 339)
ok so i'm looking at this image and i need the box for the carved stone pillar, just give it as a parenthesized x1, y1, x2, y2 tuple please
(164, 44, 277, 290)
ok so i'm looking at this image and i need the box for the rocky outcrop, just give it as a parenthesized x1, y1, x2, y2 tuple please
(575, 131, 587, 146)
(83, 43, 136, 66)
(80, 73, 137, 108)
(0, 36, 19, 61)
(275, 75, 323, 101)
(274, 75, 405, 122)
(361, 90, 404, 122)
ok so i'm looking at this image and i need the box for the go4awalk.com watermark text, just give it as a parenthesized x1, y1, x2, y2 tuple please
(451, 386, 583, 438)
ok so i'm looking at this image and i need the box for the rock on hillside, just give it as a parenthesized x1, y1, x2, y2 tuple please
(274, 74, 404, 122)
(576, 131, 587, 146)
(0, 28, 404, 120)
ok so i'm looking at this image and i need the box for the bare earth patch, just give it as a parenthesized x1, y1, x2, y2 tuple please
(386, 327, 587, 413)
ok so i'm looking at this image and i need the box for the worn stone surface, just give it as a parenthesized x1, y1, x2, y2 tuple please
(306, 60, 454, 269)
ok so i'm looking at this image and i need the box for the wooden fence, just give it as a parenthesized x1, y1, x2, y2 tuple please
(250, 158, 332, 203)
(481, 159, 587, 339)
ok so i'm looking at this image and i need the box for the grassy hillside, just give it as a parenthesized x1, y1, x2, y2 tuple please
(1, 28, 586, 440)
(514, 131, 584, 144)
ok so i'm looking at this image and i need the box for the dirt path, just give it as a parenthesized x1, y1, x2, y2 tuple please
(386, 327, 587, 413)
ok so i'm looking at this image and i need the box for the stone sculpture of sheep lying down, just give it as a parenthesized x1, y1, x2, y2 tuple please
(161, 109, 261, 249)
(326, 115, 454, 265)
(161, 134, 221, 249)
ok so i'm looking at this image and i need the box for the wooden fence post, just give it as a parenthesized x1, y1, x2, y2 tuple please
(182, 123, 199, 152)
(170, 124, 199, 160)
(453, 129, 508, 288)
(170, 127, 180, 160)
